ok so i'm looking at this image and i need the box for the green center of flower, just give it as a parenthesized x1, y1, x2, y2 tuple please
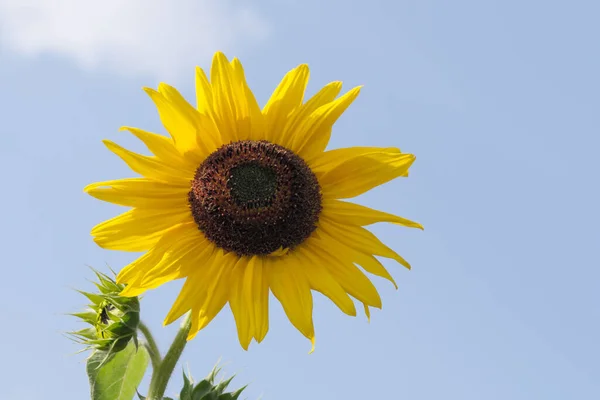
(189, 140, 322, 256)
(228, 163, 278, 208)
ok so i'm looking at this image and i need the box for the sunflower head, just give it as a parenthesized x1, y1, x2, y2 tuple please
(69, 270, 140, 353)
(189, 139, 322, 256)
(86, 51, 422, 351)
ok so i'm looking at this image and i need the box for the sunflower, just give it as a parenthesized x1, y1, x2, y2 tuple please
(86, 52, 422, 350)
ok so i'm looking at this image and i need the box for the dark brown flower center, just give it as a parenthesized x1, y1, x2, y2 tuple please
(189, 140, 322, 256)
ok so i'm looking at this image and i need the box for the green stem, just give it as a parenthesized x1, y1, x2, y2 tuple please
(147, 313, 192, 400)
(138, 320, 162, 370)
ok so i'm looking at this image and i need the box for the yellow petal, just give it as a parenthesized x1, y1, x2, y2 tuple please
(295, 245, 357, 316)
(292, 86, 362, 160)
(93, 230, 162, 252)
(317, 148, 416, 199)
(363, 303, 371, 322)
(246, 256, 270, 342)
(103, 140, 193, 184)
(229, 258, 253, 349)
(195, 66, 215, 116)
(117, 224, 201, 285)
(119, 126, 188, 167)
(322, 199, 423, 230)
(118, 223, 211, 291)
(84, 178, 189, 209)
(118, 250, 163, 290)
(229, 256, 270, 349)
(161, 83, 225, 156)
(231, 58, 265, 141)
(285, 81, 342, 125)
(91, 208, 191, 251)
(163, 248, 226, 327)
(210, 52, 240, 142)
(145, 86, 219, 162)
(118, 286, 147, 297)
(310, 146, 397, 172)
(312, 229, 397, 289)
(137, 242, 201, 289)
(280, 81, 342, 149)
(188, 250, 239, 340)
(319, 219, 411, 269)
(144, 87, 197, 155)
(305, 240, 382, 308)
(163, 273, 204, 327)
(262, 64, 310, 145)
(267, 254, 315, 344)
(354, 253, 397, 289)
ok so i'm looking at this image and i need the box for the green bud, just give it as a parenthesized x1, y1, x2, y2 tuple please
(179, 365, 247, 400)
(68, 269, 140, 355)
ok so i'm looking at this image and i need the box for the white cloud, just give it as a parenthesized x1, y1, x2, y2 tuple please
(0, 0, 268, 80)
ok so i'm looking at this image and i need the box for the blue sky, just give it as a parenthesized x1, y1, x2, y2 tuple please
(1, 0, 599, 399)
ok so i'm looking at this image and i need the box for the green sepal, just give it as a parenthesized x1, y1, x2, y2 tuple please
(230, 386, 247, 400)
(197, 392, 218, 400)
(77, 290, 105, 305)
(207, 366, 222, 382)
(217, 393, 237, 400)
(92, 270, 122, 293)
(214, 376, 235, 394)
(180, 370, 194, 400)
(70, 310, 99, 324)
(191, 380, 213, 400)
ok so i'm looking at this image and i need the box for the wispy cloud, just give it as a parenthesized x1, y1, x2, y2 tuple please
(0, 0, 268, 80)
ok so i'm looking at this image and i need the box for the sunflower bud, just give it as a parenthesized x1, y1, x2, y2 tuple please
(69, 269, 140, 354)
(178, 365, 247, 400)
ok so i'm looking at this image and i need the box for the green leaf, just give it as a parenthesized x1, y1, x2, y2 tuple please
(87, 341, 150, 400)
